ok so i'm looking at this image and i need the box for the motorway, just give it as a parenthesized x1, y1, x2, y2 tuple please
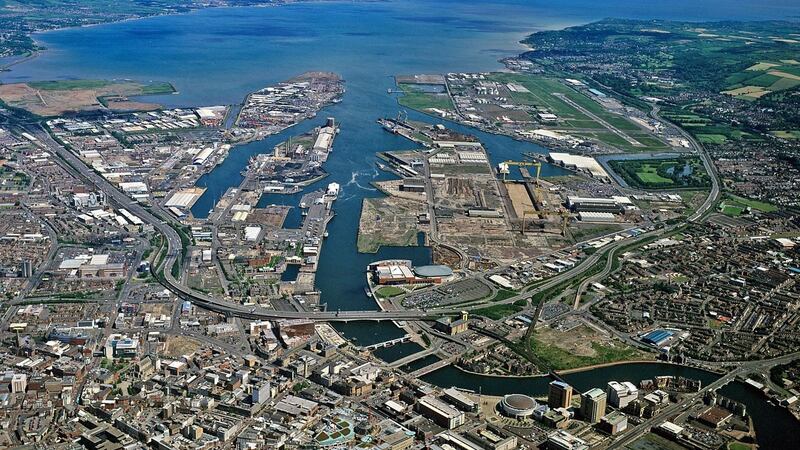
(26, 99, 722, 324)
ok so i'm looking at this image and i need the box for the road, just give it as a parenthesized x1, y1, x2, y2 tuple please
(608, 350, 800, 449)
(25, 95, 722, 326)
(648, 103, 721, 223)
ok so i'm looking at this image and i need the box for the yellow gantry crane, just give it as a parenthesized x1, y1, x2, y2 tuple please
(521, 209, 570, 236)
(497, 160, 542, 183)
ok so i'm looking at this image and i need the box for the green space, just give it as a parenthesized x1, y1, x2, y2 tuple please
(771, 130, 800, 139)
(28, 79, 114, 90)
(727, 443, 752, 450)
(490, 289, 518, 302)
(396, 83, 454, 111)
(487, 73, 671, 152)
(473, 304, 523, 320)
(723, 62, 800, 99)
(0, 166, 30, 190)
(375, 286, 405, 299)
(719, 194, 777, 216)
(609, 157, 710, 189)
(527, 337, 643, 371)
(697, 134, 728, 144)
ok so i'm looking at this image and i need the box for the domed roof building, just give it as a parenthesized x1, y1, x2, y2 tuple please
(499, 394, 537, 419)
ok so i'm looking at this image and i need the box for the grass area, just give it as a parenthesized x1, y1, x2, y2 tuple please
(375, 286, 405, 299)
(397, 83, 454, 111)
(771, 130, 800, 139)
(721, 205, 745, 216)
(697, 133, 728, 144)
(528, 337, 643, 371)
(490, 289, 518, 302)
(636, 166, 674, 185)
(609, 157, 710, 189)
(719, 194, 778, 216)
(727, 194, 778, 212)
(28, 79, 113, 90)
(473, 304, 523, 320)
(727, 442, 753, 450)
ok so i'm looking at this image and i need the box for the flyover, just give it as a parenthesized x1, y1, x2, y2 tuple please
(30, 98, 722, 325)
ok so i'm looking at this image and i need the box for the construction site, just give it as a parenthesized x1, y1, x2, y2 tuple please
(359, 119, 580, 267)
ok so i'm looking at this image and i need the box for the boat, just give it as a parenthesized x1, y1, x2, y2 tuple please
(364, 287, 373, 298)
(323, 231, 329, 238)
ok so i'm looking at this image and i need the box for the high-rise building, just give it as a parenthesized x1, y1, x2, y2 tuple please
(580, 388, 607, 423)
(548, 381, 573, 409)
(252, 382, 271, 404)
(11, 373, 26, 393)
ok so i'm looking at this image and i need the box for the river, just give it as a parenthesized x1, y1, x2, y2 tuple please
(4, 1, 799, 445)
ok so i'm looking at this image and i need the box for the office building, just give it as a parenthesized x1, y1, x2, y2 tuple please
(607, 381, 638, 408)
(546, 430, 589, 450)
(548, 381, 573, 409)
(417, 395, 465, 429)
(580, 388, 607, 423)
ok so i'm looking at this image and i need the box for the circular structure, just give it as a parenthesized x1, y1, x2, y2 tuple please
(500, 394, 537, 419)
(414, 265, 454, 278)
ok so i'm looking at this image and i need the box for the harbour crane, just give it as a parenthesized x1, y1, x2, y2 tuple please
(520, 208, 570, 236)
(497, 160, 542, 183)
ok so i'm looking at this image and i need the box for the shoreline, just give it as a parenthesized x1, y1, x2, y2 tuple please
(446, 358, 723, 379)
(1, 0, 352, 80)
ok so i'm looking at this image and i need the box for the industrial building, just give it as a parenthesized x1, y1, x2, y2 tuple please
(442, 387, 479, 412)
(548, 153, 609, 180)
(400, 178, 426, 193)
(434, 312, 469, 336)
(641, 329, 674, 346)
(567, 196, 632, 214)
(577, 211, 616, 222)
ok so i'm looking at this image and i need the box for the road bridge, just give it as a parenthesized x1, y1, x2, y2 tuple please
(362, 334, 411, 350)
(408, 358, 454, 378)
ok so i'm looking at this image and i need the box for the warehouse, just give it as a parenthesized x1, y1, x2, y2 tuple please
(567, 196, 631, 213)
(641, 329, 674, 346)
(244, 226, 262, 242)
(549, 152, 609, 179)
(578, 211, 616, 222)
(401, 178, 426, 193)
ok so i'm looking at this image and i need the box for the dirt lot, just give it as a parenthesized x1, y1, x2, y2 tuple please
(0, 80, 168, 116)
(507, 183, 534, 218)
(357, 197, 426, 253)
(164, 336, 203, 358)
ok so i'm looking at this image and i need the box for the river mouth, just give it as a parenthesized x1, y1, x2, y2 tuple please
(5, 1, 800, 444)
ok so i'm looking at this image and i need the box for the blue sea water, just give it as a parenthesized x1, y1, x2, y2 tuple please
(4, 0, 798, 331)
(4, 0, 799, 336)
